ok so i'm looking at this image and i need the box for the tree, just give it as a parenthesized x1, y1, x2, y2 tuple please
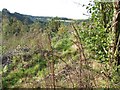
(81, 0, 120, 87)
(111, 0, 120, 66)
(48, 17, 61, 34)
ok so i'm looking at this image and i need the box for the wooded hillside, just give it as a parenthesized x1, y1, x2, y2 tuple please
(1, 0, 120, 89)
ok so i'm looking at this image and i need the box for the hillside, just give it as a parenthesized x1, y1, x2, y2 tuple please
(2, 9, 78, 24)
(2, 9, 86, 88)
(1, 6, 120, 89)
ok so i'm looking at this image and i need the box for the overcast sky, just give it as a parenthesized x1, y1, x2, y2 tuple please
(0, 0, 91, 19)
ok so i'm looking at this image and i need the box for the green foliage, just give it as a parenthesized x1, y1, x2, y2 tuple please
(77, 2, 114, 63)
(89, 2, 113, 28)
(54, 38, 72, 51)
(3, 70, 24, 88)
(81, 1, 120, 87)
(2, 53, 47, 88)
(79, 22, 109, 62)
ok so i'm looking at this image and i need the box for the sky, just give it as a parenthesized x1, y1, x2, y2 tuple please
(0, 0, 91, 19)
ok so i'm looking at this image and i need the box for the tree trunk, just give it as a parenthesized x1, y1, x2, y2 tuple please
(48, 33, 55, 89)
(110, 0, 120, 65)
